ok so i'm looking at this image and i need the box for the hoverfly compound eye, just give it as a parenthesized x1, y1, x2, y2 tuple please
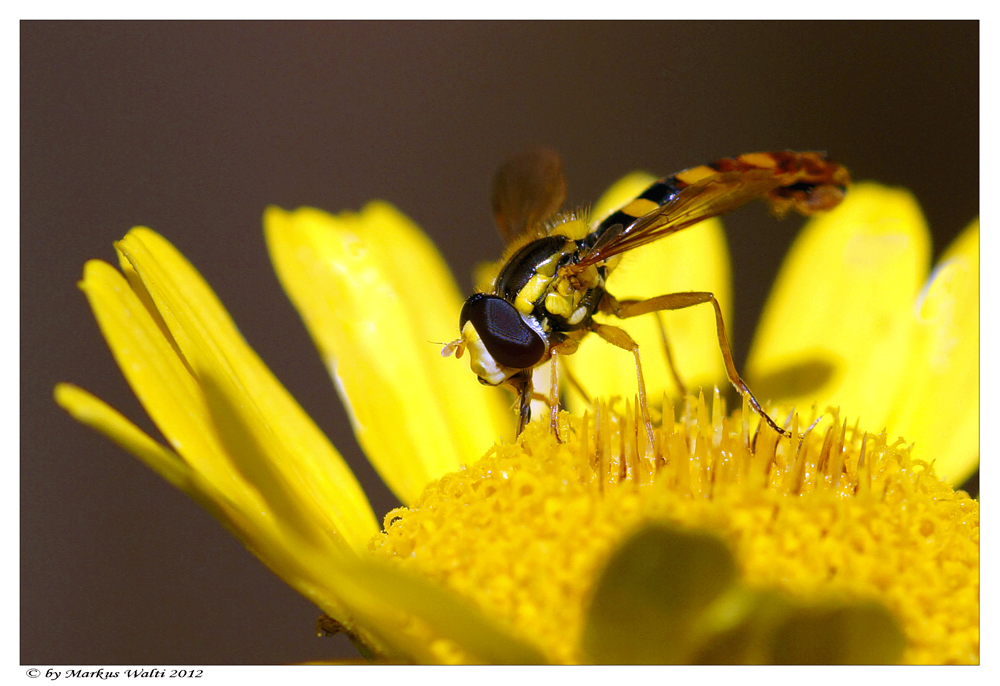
(460, 293, 546, 369)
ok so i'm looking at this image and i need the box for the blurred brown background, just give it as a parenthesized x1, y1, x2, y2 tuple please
(22, 21, 978, 664)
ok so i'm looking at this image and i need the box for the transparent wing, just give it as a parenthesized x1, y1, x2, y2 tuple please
(575, 151, 849, 269)
(490, 147, 567, 244)
(578, 169, 779, 267)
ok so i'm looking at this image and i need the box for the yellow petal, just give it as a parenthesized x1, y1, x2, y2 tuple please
(82, 233, 379, 624)
(885, 219, 979, 485)
(197, 368, 356, 557)
(114, 227, 378, 549)
(746, 183, 931, 428)
(323, 558, 548, 664)
(54, 382, 194, 493)
(264, 203, 509, 505)
(53, 381, 333, 596)
(76, 259, 254, 506)
(52, 382, 341, 610)
(565, 172, 730, 411)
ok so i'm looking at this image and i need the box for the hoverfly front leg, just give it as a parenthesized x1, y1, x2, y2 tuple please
(608, 291, 791, 437)
(509, 370, 535, 438)
(511, 354, 565, 441)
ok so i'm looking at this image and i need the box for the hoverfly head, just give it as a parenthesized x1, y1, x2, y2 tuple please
(457, 292, 546, 386)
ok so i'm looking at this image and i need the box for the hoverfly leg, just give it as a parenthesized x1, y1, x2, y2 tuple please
(653, 311, 688, 398)
(548, 353, 563, 442)
(509, 371, 534, 438)
(590, 322, 656, 447)
(613, 292, 790, 438)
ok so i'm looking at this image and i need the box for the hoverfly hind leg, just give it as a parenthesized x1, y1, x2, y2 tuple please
(653, 311, 688, 398)
(611, 291, 791, 438)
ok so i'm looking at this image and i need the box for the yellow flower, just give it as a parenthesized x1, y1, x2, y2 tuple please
(56, 175, 977, 664)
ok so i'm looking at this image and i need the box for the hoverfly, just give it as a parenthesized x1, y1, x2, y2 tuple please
(443, 149, 851, 442)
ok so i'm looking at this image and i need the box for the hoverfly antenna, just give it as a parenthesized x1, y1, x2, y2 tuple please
(441, 339, 466, 359)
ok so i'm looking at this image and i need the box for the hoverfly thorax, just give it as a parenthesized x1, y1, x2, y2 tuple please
(494, 231, 608, 331)
(452, 225, 608, 389)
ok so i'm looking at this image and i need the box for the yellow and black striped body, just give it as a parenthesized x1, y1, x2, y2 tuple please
(488, 150, 849, 358)
(452, 150, 850, 426)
